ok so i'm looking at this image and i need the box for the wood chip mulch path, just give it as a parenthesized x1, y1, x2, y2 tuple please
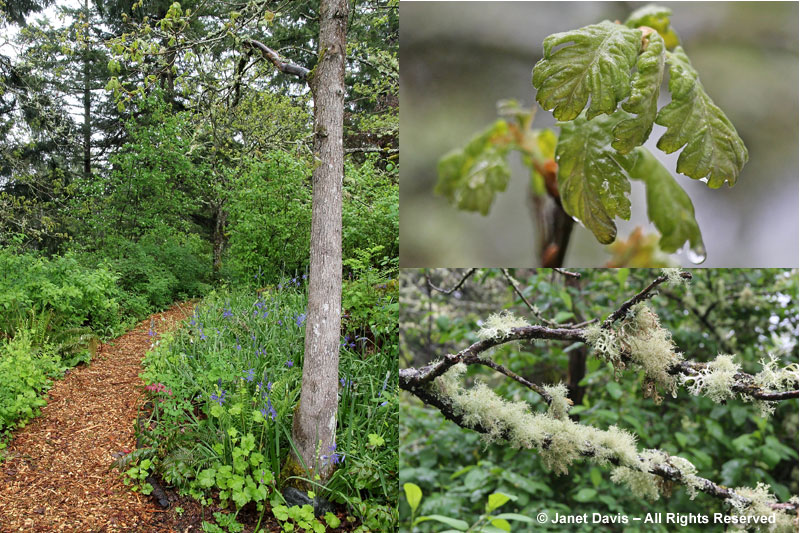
(0, 302, 196, 532)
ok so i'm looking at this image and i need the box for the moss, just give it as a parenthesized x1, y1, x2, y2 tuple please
(477, 311, 530, 342)
(729, 483, 798, 533)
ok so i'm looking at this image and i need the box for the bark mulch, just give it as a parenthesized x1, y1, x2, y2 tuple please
(0, 302, 196, 532)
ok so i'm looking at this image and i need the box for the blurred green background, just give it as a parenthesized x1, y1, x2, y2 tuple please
(400, 268, 799, 531)
(400, 2, 799, 267)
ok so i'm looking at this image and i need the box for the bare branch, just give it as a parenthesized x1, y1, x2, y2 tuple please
(243, 39, 310, 80)
(426, 268, 477, 295)
(603, 271, 692, 328)
(553, 268, 580, 278)
(501, 269, 558, 328)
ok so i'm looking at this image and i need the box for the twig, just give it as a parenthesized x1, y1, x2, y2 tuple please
(426, 268, 477, 295)
(501, 269, 558, 327)
(553, 268, 580, 279)
(602, 271, 692, 328)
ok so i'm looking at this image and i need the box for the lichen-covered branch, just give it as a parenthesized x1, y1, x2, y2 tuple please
(602, 269, 692, 328)
(400, 370, 798, 515)
(399, 324, 585, 386)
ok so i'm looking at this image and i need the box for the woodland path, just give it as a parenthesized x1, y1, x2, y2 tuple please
(0, 302, 195, 532)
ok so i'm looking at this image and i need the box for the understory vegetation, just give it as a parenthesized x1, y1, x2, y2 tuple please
(0, 0, 398, 528)
(128, 268, 398, 531)
(400, 269, 798, 532)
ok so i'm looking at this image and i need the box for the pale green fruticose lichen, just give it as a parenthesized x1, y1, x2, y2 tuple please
(682, 354, 739, 403)
(583, 323, 622, 365)
(751, 354, 799, 417)
(661, 268, 688, 285)
(542, 383, 572, 421)
(622, 303, 683, 402)
(477, 311, 530, 342)
(728, 483, 798, 533)
(668, 456, 703, 500)
(610, 465, 661, 502)
(433, 366, 639, 476)
(585, 304, 683, 402)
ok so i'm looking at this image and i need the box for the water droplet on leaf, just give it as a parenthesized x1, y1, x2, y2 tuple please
(687, 243, 706, 265)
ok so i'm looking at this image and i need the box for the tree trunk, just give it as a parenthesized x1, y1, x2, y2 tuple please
(287, 0, 348, 484)
(82, 0, 91, 179)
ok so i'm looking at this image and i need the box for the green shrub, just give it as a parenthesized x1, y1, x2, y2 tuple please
(0, 329, 61, 437)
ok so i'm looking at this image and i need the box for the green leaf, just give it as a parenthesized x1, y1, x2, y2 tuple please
(324, 512, 341, 529)
(533, 21, 642, 121)
(626, 147, 703, 253)
(574, 488, 597, 502)
(414, 515, 469, 530)
(494, 513, 535, 523)
(490, 518, 512, 532)
(612, 32, 665, 153)
(624, 5, 681, 49)
(367, 433, 385, 447)
(556, 112, 636, 244)
(655, 47, 748, 188)
(198, 468, 216, 488)
(435, 120, 511, 215)
(590, 467, 603, 487)
(486, 492, 514, 512)
(403, 482, 423, 513)
(605, 381, 623, 399)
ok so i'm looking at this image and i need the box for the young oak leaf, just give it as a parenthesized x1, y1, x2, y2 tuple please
(532, 21, 642, 121)
(626, 148, 704, 253)
(435, 120, 511, 215)
(624, 4, 681, 49)
(655, 47, 748, 188)
(556, 112, 636, 244)
(612, 31, 666, 154)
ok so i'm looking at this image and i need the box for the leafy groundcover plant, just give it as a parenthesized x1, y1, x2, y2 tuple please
(118, 276, 398, 532)
(435, 5, 747, 266)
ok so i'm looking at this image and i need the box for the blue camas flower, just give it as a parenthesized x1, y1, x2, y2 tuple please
(210, 390, 227, 405)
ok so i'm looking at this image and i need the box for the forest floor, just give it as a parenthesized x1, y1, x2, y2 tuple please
(0, 302, 204, 532)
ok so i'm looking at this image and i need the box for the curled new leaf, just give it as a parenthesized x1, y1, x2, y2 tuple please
(626, 148, 703, 253)
(435, 120, 511, 215)
(612, 32, 665, 154)
(655, 47, 748, 188)
(556, 113, 636, 244)
(532, 21, 642, 121)
(624, 4, 681, 49)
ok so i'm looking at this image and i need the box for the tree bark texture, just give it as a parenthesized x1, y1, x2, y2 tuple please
(289, 0, 348, 483)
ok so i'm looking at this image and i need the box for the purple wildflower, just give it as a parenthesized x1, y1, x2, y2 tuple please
(380, 401, 388, 406)
(321, 443, 342, 466)
(245, 368, 255, 382)
(285, 360, 293, 368)
(260, 399, 277, 420)
(210, 390, 227, 405)
(222, 308, 233, 318)
(295, 313, 306, 327)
